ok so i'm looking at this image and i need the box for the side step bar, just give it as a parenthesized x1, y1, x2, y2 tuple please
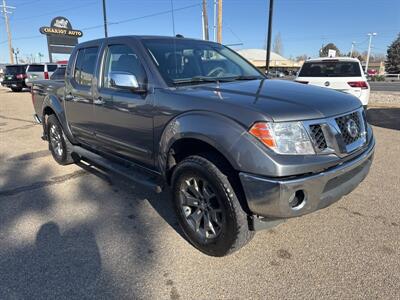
(72, 146, 163, 193)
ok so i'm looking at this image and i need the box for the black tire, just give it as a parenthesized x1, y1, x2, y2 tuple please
(46, 114, 77, 165)
(11, 86, 22, 92)
(171, 154, 254, 256)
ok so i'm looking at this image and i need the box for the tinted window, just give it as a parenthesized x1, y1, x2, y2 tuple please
(28, 65, 44, 72)
(299, 61, 362, 77)
(5, 65, 26, 75)
(73, 47, 99, 86)
(47, 64, 57, 72)
(142, 39, 261, 86)
(102, 44, 147, 89)
(50, 67, 66, 80)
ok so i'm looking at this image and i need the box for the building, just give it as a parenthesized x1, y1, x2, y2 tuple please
(236, 49, 302, 73)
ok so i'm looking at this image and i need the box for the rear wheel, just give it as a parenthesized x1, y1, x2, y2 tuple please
(47, 114, 77, 165)
(172, 155, 253, 256)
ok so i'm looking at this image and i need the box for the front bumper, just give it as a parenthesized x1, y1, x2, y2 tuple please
(240, 137, 375, 219)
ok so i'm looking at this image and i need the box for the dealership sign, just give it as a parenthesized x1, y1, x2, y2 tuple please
(39, 16, 83, 62)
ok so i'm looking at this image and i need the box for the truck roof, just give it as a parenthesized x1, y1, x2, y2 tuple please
(76, 35, 218, 48)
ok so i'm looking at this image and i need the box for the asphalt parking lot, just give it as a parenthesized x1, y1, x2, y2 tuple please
(0, 87, 399, 299)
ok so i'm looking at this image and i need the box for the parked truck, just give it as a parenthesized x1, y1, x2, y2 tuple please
(31, 36, 375, 256)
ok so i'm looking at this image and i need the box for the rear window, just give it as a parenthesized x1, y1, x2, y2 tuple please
(50, 67, 66, 80)
(5, 65, 26, 74)
(299, 61, 362, 77)
(47, 64, 58, 72)
(28, 65, 45, 72)
(73, 47, 99, 86)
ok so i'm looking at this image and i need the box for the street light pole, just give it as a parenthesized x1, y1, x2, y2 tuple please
(102, 0, 108, 38)
(265, 0, 274, 73)
(365, 32, 377, 73)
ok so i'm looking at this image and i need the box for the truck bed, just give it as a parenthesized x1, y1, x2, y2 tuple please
(31, 80, 65, 119)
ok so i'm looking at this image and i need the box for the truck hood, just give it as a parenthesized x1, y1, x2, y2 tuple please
(186, 79, 362, 122)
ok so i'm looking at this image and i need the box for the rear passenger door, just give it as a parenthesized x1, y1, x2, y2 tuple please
(93, 42, 154, 168)
(64, 46, 99, 144)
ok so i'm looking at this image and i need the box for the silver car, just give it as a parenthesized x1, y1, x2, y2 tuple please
(25, 63, 58, 87)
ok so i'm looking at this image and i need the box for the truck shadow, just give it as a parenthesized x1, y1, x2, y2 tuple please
(0, 155, 160, 298)
(75, 161, 186, 240)
(367, 107, 400, 131)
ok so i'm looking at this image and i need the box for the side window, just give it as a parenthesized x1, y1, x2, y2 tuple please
(47, 64, 57, 72)
(73, 49, 85, 83)
(102, 44, 146, 89)
(73, 47, 99, 86)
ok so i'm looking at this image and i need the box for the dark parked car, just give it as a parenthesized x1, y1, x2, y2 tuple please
(31, 36, 375, 256)
(2, 64, 28, 92)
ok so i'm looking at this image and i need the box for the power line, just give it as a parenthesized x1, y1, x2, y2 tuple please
(11, 1, 98, 22)
(1, 3, 201, 45)
(81, 3, 200, 30)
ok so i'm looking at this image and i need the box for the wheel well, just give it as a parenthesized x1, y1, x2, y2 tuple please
(42, 106, 56, 136)
(166, 138, 251, 214)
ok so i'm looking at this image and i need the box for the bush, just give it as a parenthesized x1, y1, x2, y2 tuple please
(369, 75, 385, 81)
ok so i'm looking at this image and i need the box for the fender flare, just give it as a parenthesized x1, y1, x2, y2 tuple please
(157, 111, 248, 177)
(41, 95, 76, 143)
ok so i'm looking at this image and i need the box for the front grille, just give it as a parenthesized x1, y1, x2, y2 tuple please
(309, 124, 327, 151)
(335, 112, 362, 145)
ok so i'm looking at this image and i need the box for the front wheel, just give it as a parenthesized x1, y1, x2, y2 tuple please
(47, 114, 77, 165)
(171, 155, 254, 256)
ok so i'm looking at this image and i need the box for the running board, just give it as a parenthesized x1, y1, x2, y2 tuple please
(72, 146, 163, 193)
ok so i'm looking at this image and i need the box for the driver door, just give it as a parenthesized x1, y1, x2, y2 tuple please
(92, 42, 154, 168)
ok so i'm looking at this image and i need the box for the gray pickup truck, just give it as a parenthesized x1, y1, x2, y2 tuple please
(32, 36, 375, 256)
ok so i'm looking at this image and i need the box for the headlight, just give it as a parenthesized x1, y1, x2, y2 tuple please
(249, 121, 315, 155)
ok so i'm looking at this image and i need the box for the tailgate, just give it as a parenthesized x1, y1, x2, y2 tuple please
(298, 76, 362, 98)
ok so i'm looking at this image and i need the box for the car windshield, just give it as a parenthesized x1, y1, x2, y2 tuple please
(5, 65, 26, 75)
(299, 61, 362, 77)
(142, 38, 263, 86)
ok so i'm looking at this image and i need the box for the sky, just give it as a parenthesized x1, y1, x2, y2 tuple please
(0, 0, 399, 63)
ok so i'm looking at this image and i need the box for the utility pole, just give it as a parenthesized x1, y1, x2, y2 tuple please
(350, 41, 355, 57)
(217, 0, 222, 43)
(265, 0, 274, 73)
(1, 0, 15, 64)
(365, 32, 377, 73)
(213, 0, 217, 42)
(201, 0, 209, 40)
(102, 0, 108, 38)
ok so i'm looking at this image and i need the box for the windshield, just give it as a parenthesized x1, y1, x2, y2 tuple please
(142, 39, 263, 86)
(299, 61, 362, 77)
(5, 65, 26, 75)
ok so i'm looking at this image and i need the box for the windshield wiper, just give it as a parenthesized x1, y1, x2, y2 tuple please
(227, 75, 264, 81)
(173, 76, 233, 85)
(172, 75, 263, 86)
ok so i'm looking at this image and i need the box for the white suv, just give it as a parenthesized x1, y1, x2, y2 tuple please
(296, 57, 369, 108)
(25, 63, 58, 87)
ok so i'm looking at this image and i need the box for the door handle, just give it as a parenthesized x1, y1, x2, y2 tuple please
(94, 97, 105, 105)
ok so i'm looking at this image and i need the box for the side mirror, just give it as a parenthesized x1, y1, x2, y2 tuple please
(109, 72, 146, 93)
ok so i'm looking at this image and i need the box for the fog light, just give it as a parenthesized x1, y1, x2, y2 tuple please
(289, 190, 306, 210)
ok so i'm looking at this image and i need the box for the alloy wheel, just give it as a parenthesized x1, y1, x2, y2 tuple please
(179, 176, 225, 240)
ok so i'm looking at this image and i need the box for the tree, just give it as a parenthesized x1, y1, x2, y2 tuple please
(295, 54, 308, 62)
(319, 43, 341, 57)
(385, 34, 400, 74)
(272, 32, 284, 55)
